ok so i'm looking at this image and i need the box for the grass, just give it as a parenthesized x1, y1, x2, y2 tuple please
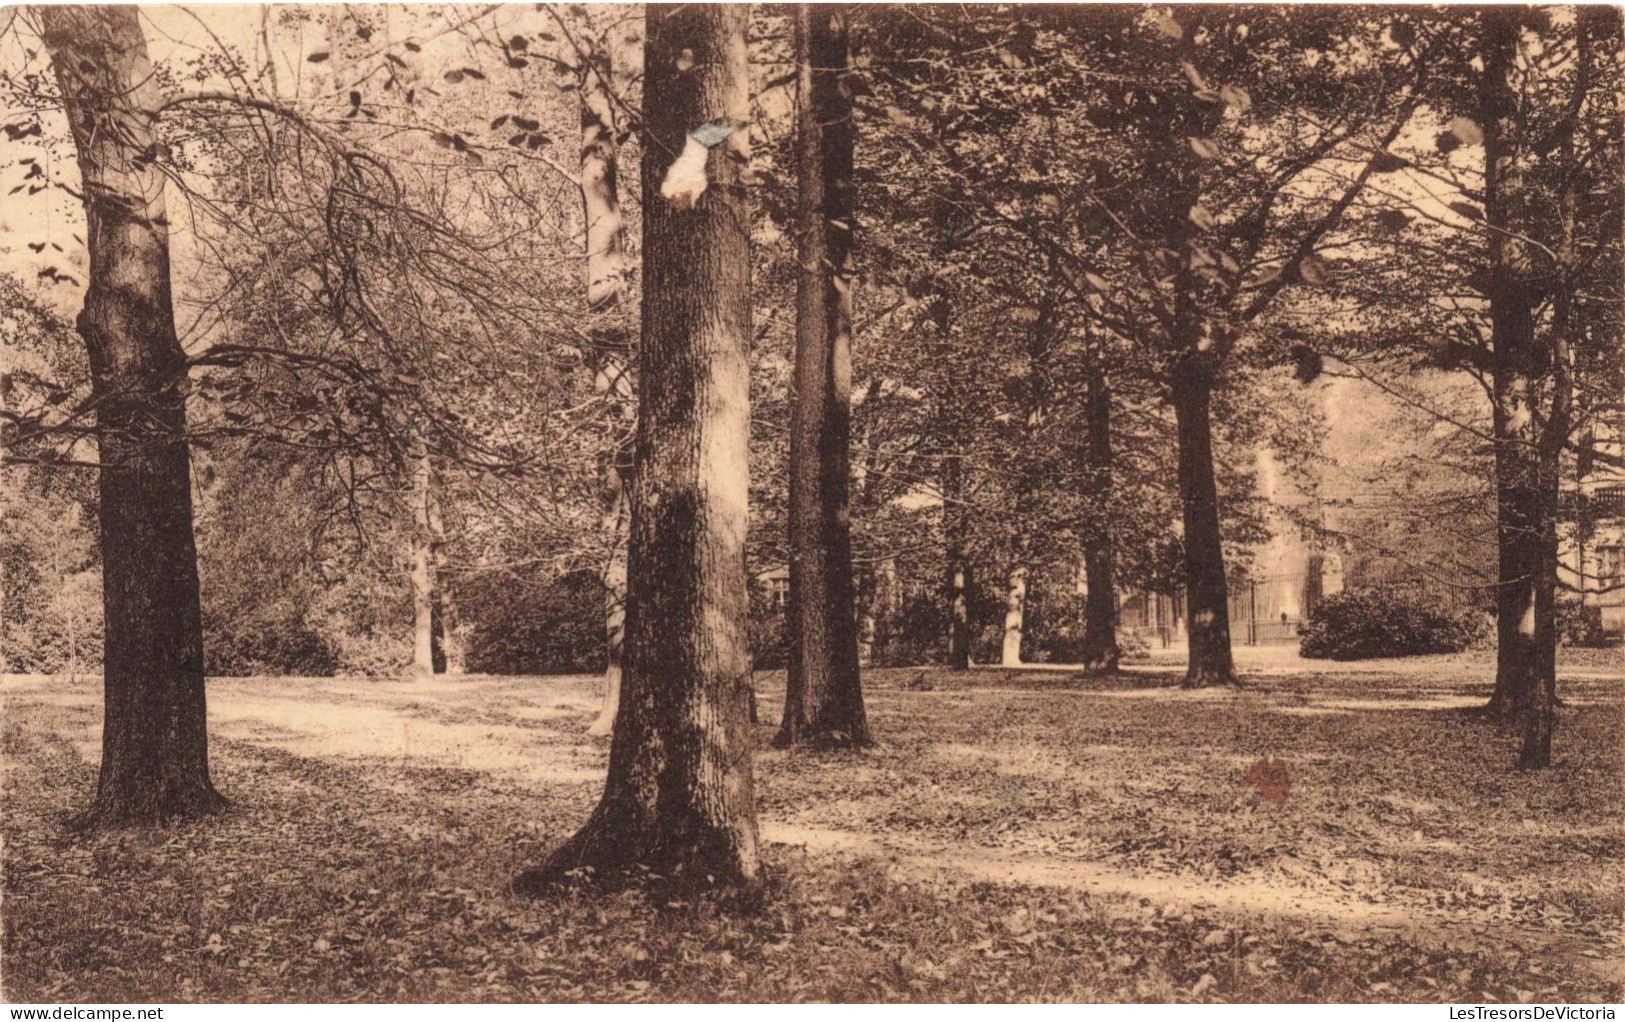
(2, 659, 1621, 1003)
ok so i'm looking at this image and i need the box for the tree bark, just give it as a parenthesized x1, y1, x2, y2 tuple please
(517, 4, 759, 892)
(1078, 369, 1120, 672)
(580, 16, 638, 736)
(1000, 565, 1027, 666)
(857, 556, 895, 666)
(778, 3, 870, 749)
(424, 460, 463, 675)
(1171, 363, 1237, 687)
(1481, 7, 1542, 721)
(943, 451, 971, 671)
(1519, 14, 1587, 768)
(43, 6, 223, 825)
(409, 448, 436, 678)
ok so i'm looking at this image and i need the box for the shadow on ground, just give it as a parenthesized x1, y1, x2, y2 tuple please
(2, 658, 1620, 1002)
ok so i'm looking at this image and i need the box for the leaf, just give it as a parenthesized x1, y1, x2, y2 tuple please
(1179, 61, 1206, 91)
(1374, 208, 1410, 231)
(307, 51, 330, 64)
(444, 70, 465, 84)
(1448, 201, 1484, 221)
(509, 35, 528, 52)
(404, 41, 422, 53)
(1218, 84, 1252, 114)
(1368, 150, 1408, 173)
(1447, 116, 1484, 146)
(1297, 254, 1329, 286)
(1084, 271, 1111, 292)
(1150, 9, 1183, 40)
(491, 115, 509, 130)
(1290, 344, 1324, 384)
(1187, 204, 1216, 231)
(1188, 137, 1220, 160)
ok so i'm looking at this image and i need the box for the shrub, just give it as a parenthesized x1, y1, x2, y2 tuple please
(1557, 599, 1614, 649)
(464, 569, 606, 676)
(1298, 588, 1491, 660)
(748, 583, 789, 671)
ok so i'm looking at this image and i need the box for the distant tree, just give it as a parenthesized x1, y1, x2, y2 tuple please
(517, 3, 760, 891)
(40, 6, 224, 824)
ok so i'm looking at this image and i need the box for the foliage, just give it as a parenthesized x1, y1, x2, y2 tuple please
(1556, 599, 1615, 650)
(463, 569, 606, 677)
(1298, 589, 1492, 661)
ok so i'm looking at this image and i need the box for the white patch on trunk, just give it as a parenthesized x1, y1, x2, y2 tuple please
(659, 121, 740, 209)
(660, 134, 712, 209)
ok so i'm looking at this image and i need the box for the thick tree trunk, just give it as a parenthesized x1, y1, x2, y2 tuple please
(1170, 365, 1237, 687)
(517, 4, 759, 892)
(1481, 8, 1542, 721)
(580, 15, 638, 735)
(942, 452, 971, 671)
(1078, 370, 1119, 672)
(778, 3, 870, 749)
(1000, 566, 1027, 666)
(43, 7, 223, 825)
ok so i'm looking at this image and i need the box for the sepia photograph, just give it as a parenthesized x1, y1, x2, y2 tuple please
(0, 1, 1621, 1006)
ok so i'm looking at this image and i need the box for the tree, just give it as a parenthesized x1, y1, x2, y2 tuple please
(1078, 363, 1121, 672)
(40, 6, 224, 824)
(777, 3, 871, 748)
(563, 9, 642, 736)
(517, 3, 760, 891)
(1473, 7, 1619, 766)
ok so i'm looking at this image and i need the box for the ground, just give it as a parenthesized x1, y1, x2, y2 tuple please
(2, 649, 1621, 1003)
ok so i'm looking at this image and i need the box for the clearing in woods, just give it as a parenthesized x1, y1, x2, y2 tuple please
(2, 652, 1621, 1002)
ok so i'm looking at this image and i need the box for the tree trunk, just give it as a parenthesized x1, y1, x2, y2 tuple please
(580, 14, 638, 736)
(409, 449, 436, 679)
(424, 463, 463, 675)
(943, 452, 971, 671)
(588, 494, 627, 736)
(517, 3, 759, 892)
(857, 556, 895, 666)
(1001, 566, 1027, 666)
(1171, 364, 1237, 687)
(1487, 384, 1540, 717)
(1481, 7, 1542, 721)
(1078, 369, 1119, 672)
(43, 7, 223, 825)
(1519, 18, 1585, 767)
(778, 3, 870, 749)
